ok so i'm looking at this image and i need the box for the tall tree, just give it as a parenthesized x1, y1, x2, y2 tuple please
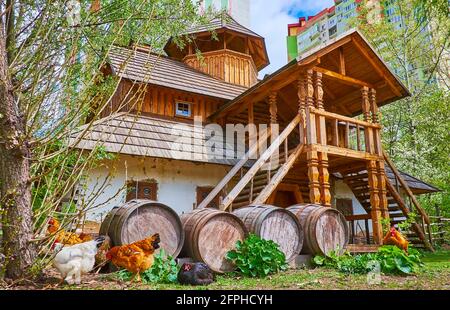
(354, 0, 450, 214)
(0, 0, 214, 280)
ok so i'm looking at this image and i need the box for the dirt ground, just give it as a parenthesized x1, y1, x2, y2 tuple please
(2, 250, 449, 290)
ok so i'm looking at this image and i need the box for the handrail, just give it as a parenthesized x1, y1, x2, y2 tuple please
(196, 127, 271, 209)
(253, 144, 304, 204)
(309, 107, 381, 129)
(220, 114, 301, 211)
(383, 150, 430, 225)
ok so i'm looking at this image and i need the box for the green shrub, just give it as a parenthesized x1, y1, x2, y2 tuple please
(377, 245, 423, 274)
(116, 249, 179, 284)
(313, 250, 378, 274)
(226, 234, 288, 278)
(313, 245, 423, 275)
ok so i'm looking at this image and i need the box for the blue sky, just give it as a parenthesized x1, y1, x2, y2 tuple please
(250, 0, 334, 77)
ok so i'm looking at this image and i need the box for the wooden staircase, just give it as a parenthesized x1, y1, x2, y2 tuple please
(197, 115, 304, 212)
(343, 152, 434, 250)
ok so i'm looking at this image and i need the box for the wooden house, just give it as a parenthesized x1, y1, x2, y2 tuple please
(71, 15, 439, 251)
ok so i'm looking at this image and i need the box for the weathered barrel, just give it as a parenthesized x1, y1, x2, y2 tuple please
(233, 205, 303, 263)
(99, 199, 184, 258)
(180, 208, 248, 273)
(287, 204, 349, 256)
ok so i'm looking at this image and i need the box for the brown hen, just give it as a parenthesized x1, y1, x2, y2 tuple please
(106, 233, 160, 282)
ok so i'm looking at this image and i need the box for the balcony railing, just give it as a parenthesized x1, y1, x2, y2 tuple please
(307, 107, 382, 156)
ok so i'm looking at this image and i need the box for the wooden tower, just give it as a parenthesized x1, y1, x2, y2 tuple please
(164, 15, 269, 87)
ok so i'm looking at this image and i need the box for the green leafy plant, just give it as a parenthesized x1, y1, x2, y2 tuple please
(313, 245, 423, 275)
(313, 250, 378, 274)
(226, 234, 288, 278)
(377, 245, 423, 274)
(116, 249, 179, 284)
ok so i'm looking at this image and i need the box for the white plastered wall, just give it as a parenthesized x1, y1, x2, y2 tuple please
(76, 155, 229, 222)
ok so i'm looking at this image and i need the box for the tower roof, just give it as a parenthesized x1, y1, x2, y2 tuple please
(181, 13, 262, 38)
(164, 14, 269, 71)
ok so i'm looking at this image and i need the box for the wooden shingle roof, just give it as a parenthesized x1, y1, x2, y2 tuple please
(107, 46, 247, 100)
(182, 14, 263, 38)
(70, 113, 246, 166)
(384, 167, 440, 194)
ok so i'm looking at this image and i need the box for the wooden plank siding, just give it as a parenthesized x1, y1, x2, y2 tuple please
(183, 50, 258, 87)
(102, 80, 225, 122)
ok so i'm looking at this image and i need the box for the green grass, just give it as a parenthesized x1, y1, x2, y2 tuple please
(30, 250, 450, 290)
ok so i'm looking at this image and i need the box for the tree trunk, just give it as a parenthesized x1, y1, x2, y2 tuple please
(0, 19, 36, 280)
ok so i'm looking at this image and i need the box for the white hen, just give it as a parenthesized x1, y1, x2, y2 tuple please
(52, 236, 104, 285)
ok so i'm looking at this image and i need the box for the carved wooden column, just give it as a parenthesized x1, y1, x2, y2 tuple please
(370, 88, 379, 123)
(297, 72, 307, 144)
(377, 160, 389, 219)
(370, 88, 388, 219)
(361, 86, 374, 154)
(308, 151, 321, 204)
(367, 160, 383, 244)
(314, 71, 330, 206)
(315, 71, 326, 145)
(318, 152, 331, 206)
(305, 69, 316, 145)
(361, 86, 371, 122)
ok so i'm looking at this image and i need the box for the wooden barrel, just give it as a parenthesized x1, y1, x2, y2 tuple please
(288, 204, 349, 256)
(233, 205, 303, 263)
(180, 208, 248, 273)
(99, 199, 184, 258)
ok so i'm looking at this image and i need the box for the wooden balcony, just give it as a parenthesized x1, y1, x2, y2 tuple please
(304, 107, 383, 161)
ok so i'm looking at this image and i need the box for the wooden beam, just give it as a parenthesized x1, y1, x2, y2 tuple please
(221, 115, 301, 210)
(253, 144, 305, 204)
(351, 37, 402, 97)
(299, 36, 352, 65)
(313, 66, 375, 89)
(310, 107, 381, 128)
(306, 144, 380, 161)
(197, 127, 271, 209)
(339, 46, 346, 75)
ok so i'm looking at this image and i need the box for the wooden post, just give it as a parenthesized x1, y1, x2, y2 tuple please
(370, 88, 378, 123)
(268, 92, 278, 170)
(361, 87, 374, 153)
(248, 102, 257, 156)
(318, 152, 331, 207)
(367, 160, 382, 244)
(305, 69, 317, 145)
(297, 72, 307, 144)
(361, 86, 371, 122)
(307, 151, 321, 204)
(315, 71, 326, 145)
(377, 161, 389, 219)
(269, 92, 277, 125)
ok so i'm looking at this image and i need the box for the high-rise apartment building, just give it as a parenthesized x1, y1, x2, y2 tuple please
(287, 0, 398, 60)
(202, 0, 251, 28)
(286, 0, 450, 88)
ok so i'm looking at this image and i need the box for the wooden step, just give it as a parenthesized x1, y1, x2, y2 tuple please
(232, 201, 252, 209)
(239, 185, 266, 196)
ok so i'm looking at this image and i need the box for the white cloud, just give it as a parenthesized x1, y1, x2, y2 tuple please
(250, 0, 334, 77)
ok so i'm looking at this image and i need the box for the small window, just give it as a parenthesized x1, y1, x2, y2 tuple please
(175, 101, 192, 118)
(126, 180, 158, 202)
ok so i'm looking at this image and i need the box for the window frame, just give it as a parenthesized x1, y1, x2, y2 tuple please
(175, 100, 193, 118)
